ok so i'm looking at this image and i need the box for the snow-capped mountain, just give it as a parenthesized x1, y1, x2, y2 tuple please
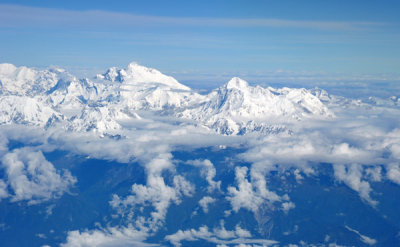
(0, 95, 62, 127)
(98, 62, 190, 90)
(97, 62, 203, 111)
(0, 62, 334, 135)
(0, 63, 69, 96)
(178, 77, 333, 135)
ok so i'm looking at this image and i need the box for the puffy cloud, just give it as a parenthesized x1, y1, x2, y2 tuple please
(199, 196, 216, 213)
(110, 154, 195, 232)
(0, 147, 76, 204)
(365, 166, 382, 182)
(61, 225, 158, 247)
(282, 202, 295, 214)
(165, 222, 276, 247)
(390, 144, 400, 159)
(187, 159, 221, 192)
(386, 163, 400, 185)
(227, 166, 265, 213)
(239, 116, 400, 206)
(226, 166, 284, 214)
(333, 164, 377, 206)
(173, 175, 195, 198)
(0, 179, 8, 200)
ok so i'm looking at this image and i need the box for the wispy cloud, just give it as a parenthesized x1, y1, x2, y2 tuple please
(0, 4, 384, 31)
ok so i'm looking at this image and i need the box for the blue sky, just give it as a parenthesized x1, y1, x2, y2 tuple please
(0, 0, 399, 86)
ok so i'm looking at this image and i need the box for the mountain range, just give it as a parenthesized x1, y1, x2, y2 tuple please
(1, 62, 336, 135)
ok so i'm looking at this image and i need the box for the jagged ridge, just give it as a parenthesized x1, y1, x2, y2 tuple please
(0, 62, 334, 135)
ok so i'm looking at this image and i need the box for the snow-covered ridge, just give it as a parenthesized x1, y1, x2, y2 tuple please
(178, 77, 333, 135)
(0, 62, 334, 135)
(97, 62, 190, 91)
(0, 63, 70, 96)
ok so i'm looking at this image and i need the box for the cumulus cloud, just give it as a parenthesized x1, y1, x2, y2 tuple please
(61, 225, 158, 247)
(226, 166, 285, 214)
(0, 147, 76, 204)
(333, 164, 377, 206)
(63, 154, 196, 246)
(282, 202, 296, 214)
(199, 196, 216, 213)
(365, 166, 382, 182)
(187, 159, 221, 192)
(386, 163, 400, 185)
(165, 222, 276, 247)
(110, 154, 195, 232)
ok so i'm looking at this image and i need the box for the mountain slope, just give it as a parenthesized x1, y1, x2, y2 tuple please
(0, 63, 70, 96)
(97, 62, 190, 90)
(178, 77, 333, 135)
(0, 95, 62, 127)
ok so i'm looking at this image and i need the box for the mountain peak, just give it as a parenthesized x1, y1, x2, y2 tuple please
(226, 77, 249, 90)
(100, 62, 190, 91)
(98, 67, 122, 82)
(125, 62, 163, 78)
(0, 63, 18, 75)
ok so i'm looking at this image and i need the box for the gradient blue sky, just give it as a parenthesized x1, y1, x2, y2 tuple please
(0, 0, 399, 86)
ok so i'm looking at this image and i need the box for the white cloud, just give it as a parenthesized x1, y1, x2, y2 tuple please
(282, 202, 296, 214)
(345, 226, 377, 246)
(165, 222, 276, 247)
(387, 163, 400, 185)
(389, 143, 400, 159)
(227, 166, 264, 213)
(0, 147, 76, 204)
(187, 159, 221, 192)
(199, 196, 216, 213)
(0, 179, 8, 200)
(333, 164, 377, 206)
(293, 169, 303, 182)
(226, 166, 283, 214)
(0, 131, 8, 158)
(110, 154, 195, 232)
(61, 225, 158, 247)
(239, 112, 400, 206)
(365, 166, 382, 182)
(173, 175, 195, 198)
